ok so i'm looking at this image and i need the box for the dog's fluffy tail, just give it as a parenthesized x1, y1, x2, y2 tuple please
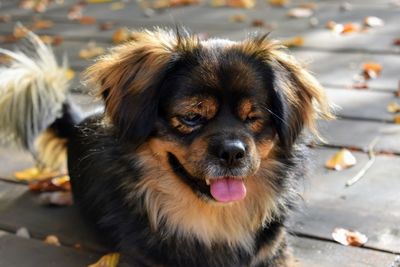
(0, 29, 81, 171)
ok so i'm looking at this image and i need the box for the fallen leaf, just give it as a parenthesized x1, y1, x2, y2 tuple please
(362, 62, 382, 80)
(65, 68, 75, 80)
(39, 191, 74, 206)
(325, 148, 356, 171)
(363, 16, 384, 27)
(393, 38, 400, 46)
(39, 35, 64, 46)
(210, 0, 226, 6)
(299, 2, 317, 10)
(332, 228, 368, 247)
(29, 175, 71, 192)
(227, 0, 255, 8)
(387, 102, 400, 113)
(16, 227, 30, 239)
(79, 42, 105, 59)
(20, 0, 50, 13)
(68, 3, 85, 20)
(44, 235, 61, 246)
(341, 23, 359, 34)
(0, 35, 19, 44)
(110, 2, 125, 10)
(14, 167, 63, 181)
(287, 7, 313, 18)
(396, 82, 400, 97)
(99, 21, 115, 31)
(0, 15, 12, 23)
(394, 115, 400, 124)
(268, 0, 289, 6)
(112, 27, 130, 44)
(231, 14, 247, 22)
(251, 19, 265, 27)
(79, 16, 97, 25)
(88, 253, 120, 267)
(32, 19, 54, 30)
(282, 36, 304, 48)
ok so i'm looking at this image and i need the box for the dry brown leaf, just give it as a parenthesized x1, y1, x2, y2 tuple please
(79, 16, 97, 25)
(28, 175, 71, 192)
(227, 0, 255, 8)
(20, 0, 50, 13)
(44, 235, 61, 246)
(210, 0, 226, 6)
(387, 102, 400, 113)
(32, 19, 54, 30)
(88, 253, 121, 267)
(332, 228, 368, 247)
(14, 167, 63, 181)
(287, 7, 313, 18)
(363, 16, 384, 27)
(231, 14, 247, 22)
(325, 148, 356, 171)
(394, 115, 400, 124)
(268, 0, 289, 6)
(281, 36, 304, 48)
(112, 27, 130, 44)
(362, 62, 382, 80)
(393, 38, 400, 46)
(79, 43, 105, 59)
(39, 191, 73, 206)
(0, 15, 12, 23)
(299, 2, 317, 10)
(99, 21, 115, 31)
(251, 19, 265, 27)
(39, 35, 64, 46)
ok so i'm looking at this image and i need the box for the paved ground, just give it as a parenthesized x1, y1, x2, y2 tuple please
(0, 0, 400, 266)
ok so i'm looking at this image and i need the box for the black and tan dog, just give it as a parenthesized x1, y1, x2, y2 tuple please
(0, 29, 332, 266)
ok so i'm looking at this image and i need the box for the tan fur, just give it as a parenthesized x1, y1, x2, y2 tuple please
(121, 140, 281, 252)
(34, 129, 67, 172)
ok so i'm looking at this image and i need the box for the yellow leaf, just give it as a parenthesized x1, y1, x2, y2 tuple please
(44, 235, 61, 246)
(65, 68, 75, 80)
(281, 36, 304, 47)
(387, 102, 400, 113)
(14, 167, 62, 181)
(325, 148, 357, 171)
(88, 253, 120, 267)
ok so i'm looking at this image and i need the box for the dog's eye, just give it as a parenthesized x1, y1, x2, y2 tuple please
(246, 115, 263, 123)
(178, 113, 204, 127)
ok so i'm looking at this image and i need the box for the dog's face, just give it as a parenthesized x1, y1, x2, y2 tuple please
(85, 29, 331, 246)
(155, 49, 279, 203)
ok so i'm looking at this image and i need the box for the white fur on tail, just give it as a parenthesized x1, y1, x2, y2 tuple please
(0, 30, 70, 152)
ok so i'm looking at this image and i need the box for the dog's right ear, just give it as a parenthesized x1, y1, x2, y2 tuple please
(84, 29, 181, 145)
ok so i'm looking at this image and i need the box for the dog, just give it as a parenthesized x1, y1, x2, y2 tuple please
(0, 28, 332, 266)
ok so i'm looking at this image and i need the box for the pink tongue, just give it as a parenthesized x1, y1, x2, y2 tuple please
(210, 178, 247, 203)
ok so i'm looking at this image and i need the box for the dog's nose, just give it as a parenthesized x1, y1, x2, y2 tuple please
(217, 140, 246, 167)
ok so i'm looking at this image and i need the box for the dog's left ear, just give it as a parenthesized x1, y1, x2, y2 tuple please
(239, 37, 333, 148)
(84, 29, 179, 145)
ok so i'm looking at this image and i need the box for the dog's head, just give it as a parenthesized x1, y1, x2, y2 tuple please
(85, 29, 332, 245)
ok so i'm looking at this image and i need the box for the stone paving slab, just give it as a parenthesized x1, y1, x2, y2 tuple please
(293, 50, 400, 91)
(289, 235, 398, 267)
(0, 180, 109, 252)
(325, 88, 396, 121)
(290, 148, 400, 253)
(0, 231, 100, 267)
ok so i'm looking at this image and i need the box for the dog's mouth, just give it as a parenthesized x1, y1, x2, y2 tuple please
(168, 153, 247, 203)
